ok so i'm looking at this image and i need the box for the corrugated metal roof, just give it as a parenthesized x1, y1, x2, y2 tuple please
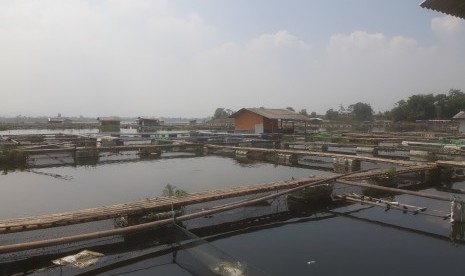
(97, 116, 121, 122)
(420, 0, 465, 19)
(230, 108, 310, 121)
(453, 111, 465, 119)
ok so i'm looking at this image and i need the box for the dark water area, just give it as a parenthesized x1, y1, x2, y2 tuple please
(0, 156, 333, 219)
(1, 151, 465, 275)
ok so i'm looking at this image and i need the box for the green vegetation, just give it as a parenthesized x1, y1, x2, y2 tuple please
(325, 102, 373, 122)
(385, 167, 397, 177)
(322, 88, 464, 123)
(281, 135, 297, 143)
(99, 125, 120, 132)
(162, 184, 188, 197)
(212, 108, 233, 119)
(0, 123, 8, 131)
(440, 139, 465, 145)
(389, 89, 465, 121)
(305, 132, 343, 142)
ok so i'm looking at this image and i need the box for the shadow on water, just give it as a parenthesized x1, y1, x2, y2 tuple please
(0, 197, 341, 275)
(329, 209, 465, 246)
(1, 195, 464, 275)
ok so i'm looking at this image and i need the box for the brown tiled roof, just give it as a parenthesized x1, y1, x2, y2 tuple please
(421, 0, 465, 19)
(230, 108, 310, 121)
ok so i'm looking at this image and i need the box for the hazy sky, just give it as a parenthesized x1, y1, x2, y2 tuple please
(1, 0, 464, 118)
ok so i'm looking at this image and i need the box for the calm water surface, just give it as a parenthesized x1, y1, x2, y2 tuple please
(0, 156, 331, 219)
(1, 153, 465, 275)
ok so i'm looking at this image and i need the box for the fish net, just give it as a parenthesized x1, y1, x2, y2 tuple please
(171, 223, 269, 276)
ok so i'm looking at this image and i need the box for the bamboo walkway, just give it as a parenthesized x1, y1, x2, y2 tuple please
(342, 163, 438, 179)
(0, 176, 326, 234)
(206, 144, 419, 166)
(0, 162, 438, 235)
(436, 160, 465, 169)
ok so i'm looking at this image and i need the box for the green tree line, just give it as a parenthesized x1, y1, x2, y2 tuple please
(324, 88, 464, 122)
(212, 88, 464, 123)
(389, 89, 465, 121)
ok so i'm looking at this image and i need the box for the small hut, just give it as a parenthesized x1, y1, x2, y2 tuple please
(97, 116, 121, 127)
(136, 117, 161, 127)
(229, 108, 310, 134)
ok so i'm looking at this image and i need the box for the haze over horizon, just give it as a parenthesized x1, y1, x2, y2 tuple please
(1, 0, 464, 118)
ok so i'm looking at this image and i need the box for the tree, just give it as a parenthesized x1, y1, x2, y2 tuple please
(213, 108, 232, 119)
(438, 89, 465, 119)
(348, 102, 374, 121)
(390, 94, 436, 121)
(310, 112, 317, 117)
(325, 109, 339, 121)
(390, 100, 408, 121)
(299, 109, 308, 116)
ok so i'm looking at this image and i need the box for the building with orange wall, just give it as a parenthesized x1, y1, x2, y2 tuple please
(229, 108, 310, 134)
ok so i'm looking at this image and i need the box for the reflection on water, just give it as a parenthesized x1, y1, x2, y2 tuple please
(174, 224, 268, 276)
(0, 156, 334, 219)
(3, 148, 465, 274)
(450, 222, 465, 244)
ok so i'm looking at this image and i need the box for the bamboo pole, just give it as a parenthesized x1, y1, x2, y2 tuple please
(338, 179, 450, 202)
(0, 172, 354, 254)
(0, 176, 329, 232)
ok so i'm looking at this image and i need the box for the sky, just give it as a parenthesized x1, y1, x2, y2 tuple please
(0, 0, 464, 118)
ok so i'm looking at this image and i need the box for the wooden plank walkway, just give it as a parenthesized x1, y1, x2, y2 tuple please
(23, 143, 201, 155)
(0, 176, 327, 234)
(206, 144, 419, 166)
(436, 160, 465, 169)
(342, 164, 438, 180)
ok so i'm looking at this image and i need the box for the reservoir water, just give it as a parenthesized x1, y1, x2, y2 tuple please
(1, 144, 465, 275)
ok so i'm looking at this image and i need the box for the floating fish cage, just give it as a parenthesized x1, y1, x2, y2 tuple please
(286, 184, 333, 205)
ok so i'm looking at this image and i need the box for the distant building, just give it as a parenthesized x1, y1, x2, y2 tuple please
(229, 108, 310, 134)
(136, 117, 162, 127)
(452, 111, 465, 133)
(48, 117, 63, 124)
(97, 116, 121, 127)
(48, 117, 72, 125)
